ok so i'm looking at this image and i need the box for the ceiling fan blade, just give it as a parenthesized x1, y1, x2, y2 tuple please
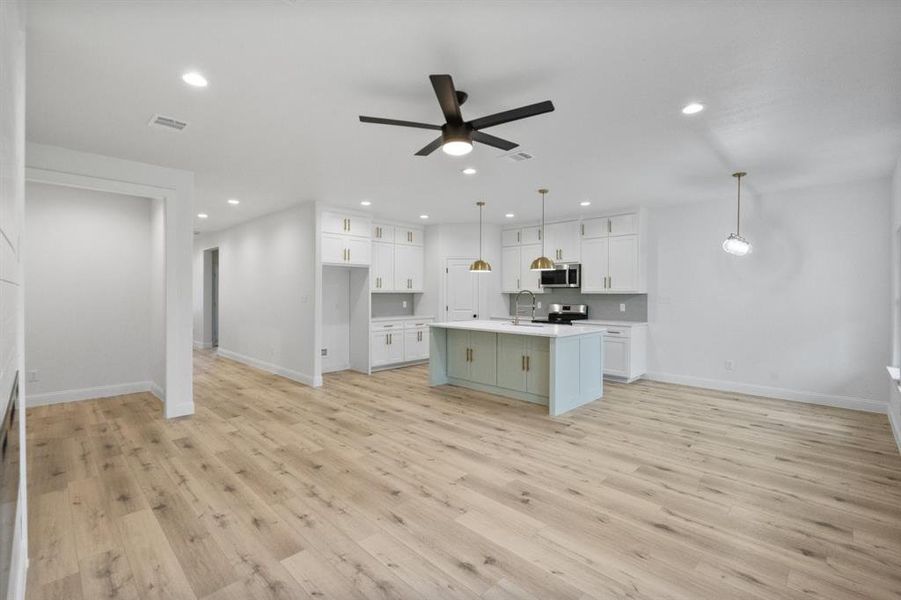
(429, 74, 463, 125)
(415, 136, 444, 156)
(359, 116, 441, 130)
(468, 100, 555, 130)
(472, 130, 518, 151)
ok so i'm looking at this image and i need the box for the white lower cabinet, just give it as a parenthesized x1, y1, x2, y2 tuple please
(496, 334, 549, 397)
(370, 317, 433, 369)
(580, 323, 648, 382)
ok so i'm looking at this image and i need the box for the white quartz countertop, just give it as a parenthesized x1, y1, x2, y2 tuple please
(430, 320, 605, 338)
(490, 315, 646, 327)
(371, 315, 435, 322)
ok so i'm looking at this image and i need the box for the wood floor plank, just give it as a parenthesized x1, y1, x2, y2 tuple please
(25, 350, 901, 600)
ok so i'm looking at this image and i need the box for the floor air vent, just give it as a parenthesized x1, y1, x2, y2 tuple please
(148, 114, 188, 131)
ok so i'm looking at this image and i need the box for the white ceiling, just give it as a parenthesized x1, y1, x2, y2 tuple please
(25, 1, 901, 232)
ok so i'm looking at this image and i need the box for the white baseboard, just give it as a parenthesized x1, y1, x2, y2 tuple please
(27, 381, 158, 407)
(149, 382, 165, 402)
(216, 347, 315, 387)
(643, 371, 887, 414)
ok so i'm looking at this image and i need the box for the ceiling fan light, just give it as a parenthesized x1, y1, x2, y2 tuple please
(530, 255, 555, 271)
(723, 233, 751, 256)
(442, 140, 473, 156)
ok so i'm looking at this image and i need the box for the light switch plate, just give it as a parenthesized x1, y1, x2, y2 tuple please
(402, 300, 407, 308)
(619, 303, 626, 312)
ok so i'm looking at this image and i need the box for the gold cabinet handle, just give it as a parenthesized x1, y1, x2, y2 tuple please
(517, 231, 521, 243)
(522, 355, 525, 371)
(581, 223, 584, 236)
(348, 248, 351, 261)
(526, 355, 530, 371)
(608, 219, 612, 233)
(516, 278, 520, 289)
(347, 218, 351, 231)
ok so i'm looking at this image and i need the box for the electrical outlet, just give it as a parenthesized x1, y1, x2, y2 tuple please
(619, 303, 626, 312)
(537, 301, 542, 309)
(321, 348, 328, 356)
(724, 360, 734, 371)
(27, 370, 38, 383)
(402, 300, 407, 308)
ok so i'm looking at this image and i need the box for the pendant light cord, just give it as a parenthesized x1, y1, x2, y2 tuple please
(479, 203, 483, 259)
(736, 174, 741, 236)
(541, 190, 546, 255)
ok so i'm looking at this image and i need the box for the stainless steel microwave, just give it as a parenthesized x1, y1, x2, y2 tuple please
(540, 264, 580, 288)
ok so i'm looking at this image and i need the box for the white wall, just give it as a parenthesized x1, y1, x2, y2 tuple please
(26, 142, 195, 418)
(194, 203, 317, 384)
(150, 198, 165, 397)
(0, 0, 26, 597)
(24, 183, 161, 404)
(647, 177, 891, 412)
(421, 223, 507, 321)
(889, 156, 901, 447)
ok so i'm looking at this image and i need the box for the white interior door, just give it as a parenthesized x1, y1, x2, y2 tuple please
(445, 258, 479, 321)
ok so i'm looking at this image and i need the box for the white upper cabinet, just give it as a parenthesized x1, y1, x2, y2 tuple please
(371, 241, 395, 291)
(322, 211, 370, 238)
(607, 235, 639, 292)
(372, 223, 395, 242)
(322, 233, 371, 266)
(609, 213, 638, 236)
(394, 244, 424, 292)
(581, 213, 638, 238)
(521, 226, 542, 245)
(502, 229, 521, 247)
(579, 209, 645, 293)
(518, 243, 544, 293)
(544, 220, 581, 263)
(501, 246, 521, 292)
(396, 226, 423, 246)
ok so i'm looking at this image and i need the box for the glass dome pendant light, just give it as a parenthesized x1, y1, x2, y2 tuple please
(469, 201, 492, 273)
(723, 171, 752, 256)
(530, 188, 555, 271)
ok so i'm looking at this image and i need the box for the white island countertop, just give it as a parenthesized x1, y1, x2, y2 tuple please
(430, 320, 605, 338)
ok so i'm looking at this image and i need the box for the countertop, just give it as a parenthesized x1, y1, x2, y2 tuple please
(490, 315, 647, 327)
(430, 320, 605, 338)
(371, 315, 435, 323)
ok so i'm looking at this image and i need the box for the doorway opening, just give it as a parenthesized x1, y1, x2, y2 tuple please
(202, 247, 220, 349)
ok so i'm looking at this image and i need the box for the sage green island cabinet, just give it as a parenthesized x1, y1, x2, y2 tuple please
(429, 320, 605, 416)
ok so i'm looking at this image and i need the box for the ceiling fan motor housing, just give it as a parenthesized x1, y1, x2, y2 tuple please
(442, 122, 472, 145)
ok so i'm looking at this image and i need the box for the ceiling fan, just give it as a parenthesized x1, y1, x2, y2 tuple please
(359, 74, 555, 157)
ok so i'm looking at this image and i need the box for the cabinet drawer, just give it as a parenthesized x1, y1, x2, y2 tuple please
(404, 318, 433, 329)
(603, 328, 630, 338)
(371, 320, 406, 331)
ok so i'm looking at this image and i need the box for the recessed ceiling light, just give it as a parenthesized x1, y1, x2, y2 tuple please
(419, 214, 429, 220)
(580, 201, 591, 207)
(462, 167, 477, 175)
(682, 102, 704, 115)
(227, 198, 240, 205)
(182, 71, 208, 87)
(505, 213, 515, 218)
(360, 200, 371, 206)
(197, 213, 208, 219)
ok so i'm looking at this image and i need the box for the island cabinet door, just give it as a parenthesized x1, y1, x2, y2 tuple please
(447, 330, 471, 379)
(496, 334, 527, 392)
(468, 331, 498, 386)
(526, 337, 550, 396)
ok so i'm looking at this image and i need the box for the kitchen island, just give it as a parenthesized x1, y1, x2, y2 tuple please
(429, 320, 605, 416)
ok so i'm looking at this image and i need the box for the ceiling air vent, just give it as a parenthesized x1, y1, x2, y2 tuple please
(148, 114, 188, 131)
(502, 151, 534, 163)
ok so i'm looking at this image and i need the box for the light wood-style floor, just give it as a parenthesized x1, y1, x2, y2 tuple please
(25, 350, 901, 599)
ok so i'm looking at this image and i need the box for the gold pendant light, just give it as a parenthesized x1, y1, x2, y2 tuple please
(530, 188, 555, 271)
(469, 201, 492, 273)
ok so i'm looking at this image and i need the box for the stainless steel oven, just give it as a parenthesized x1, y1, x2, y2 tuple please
(539, 264, 580, 288)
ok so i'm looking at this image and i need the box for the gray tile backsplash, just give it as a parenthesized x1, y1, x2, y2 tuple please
(506, 289, 648, 321)
(371, 293, 415, 318)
